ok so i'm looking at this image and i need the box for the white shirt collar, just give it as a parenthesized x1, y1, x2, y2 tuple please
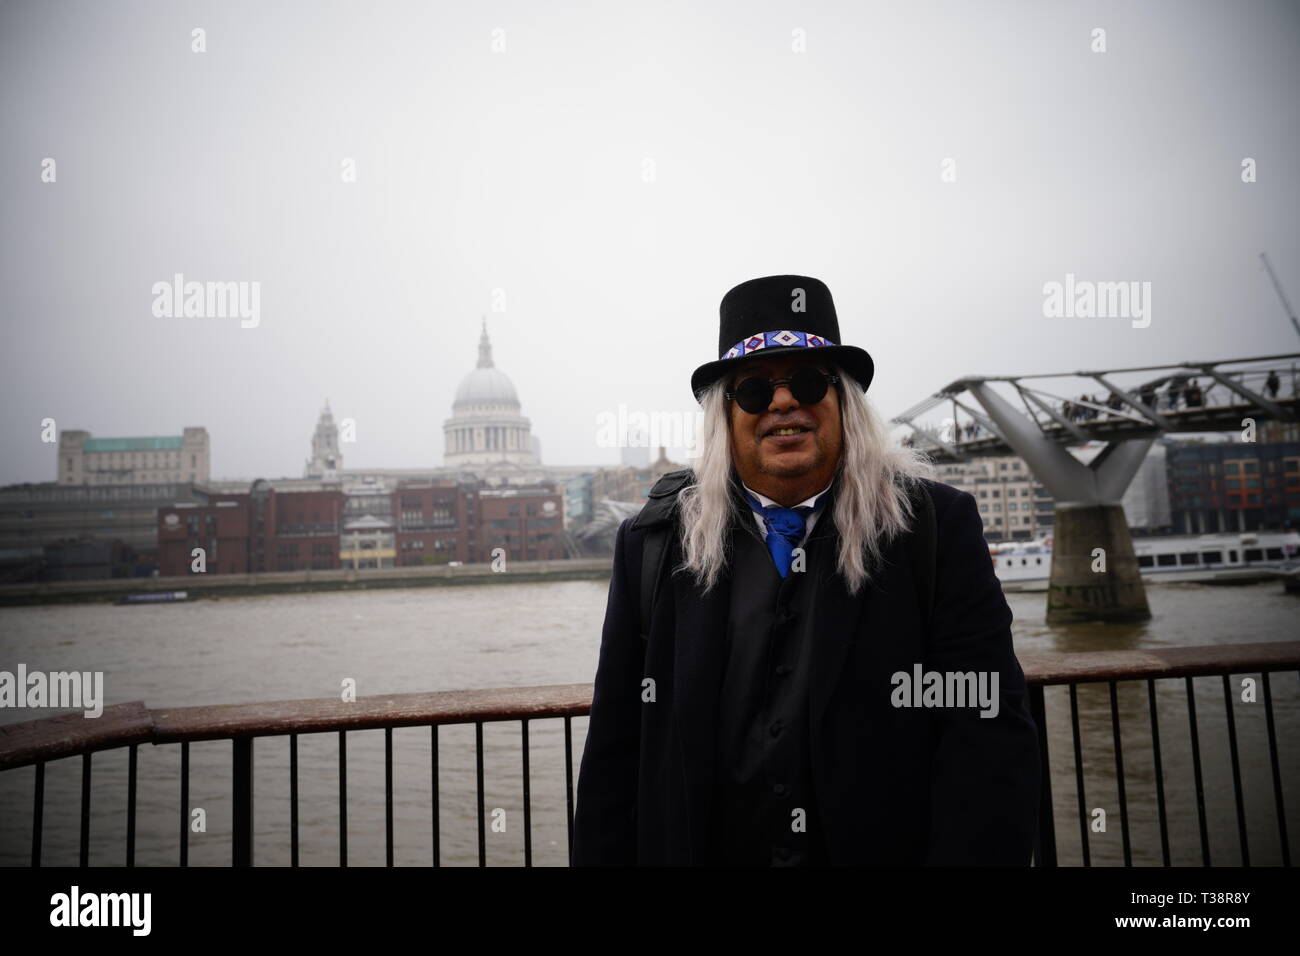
(741, 480, 833, 511)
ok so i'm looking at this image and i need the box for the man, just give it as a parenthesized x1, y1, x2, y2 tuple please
(572, 275, 1040, 866)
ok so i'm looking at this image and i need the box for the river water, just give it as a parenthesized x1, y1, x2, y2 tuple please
(0, 580, 1296, 866)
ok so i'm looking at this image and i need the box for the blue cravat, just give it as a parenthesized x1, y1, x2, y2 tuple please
(741, 488, 828, 578)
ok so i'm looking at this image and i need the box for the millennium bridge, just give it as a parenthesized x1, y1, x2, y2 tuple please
(892, 354, 1299, 623)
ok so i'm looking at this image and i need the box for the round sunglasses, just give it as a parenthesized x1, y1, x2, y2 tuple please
(725, 367, 839, 414)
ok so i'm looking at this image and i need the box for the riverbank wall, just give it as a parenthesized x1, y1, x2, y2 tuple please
(0, 558, 615, 607)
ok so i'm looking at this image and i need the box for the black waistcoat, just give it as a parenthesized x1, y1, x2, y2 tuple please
(706, 487, 835, 866)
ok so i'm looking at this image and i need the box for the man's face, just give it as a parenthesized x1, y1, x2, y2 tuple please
(727, 353, 843, 501)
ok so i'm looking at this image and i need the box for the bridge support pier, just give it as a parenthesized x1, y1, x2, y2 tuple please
(1048, 503, 1150, 623)
(966, 381, 1156, 623)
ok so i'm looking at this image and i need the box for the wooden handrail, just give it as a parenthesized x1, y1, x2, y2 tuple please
(1016, 640, 1300, 685)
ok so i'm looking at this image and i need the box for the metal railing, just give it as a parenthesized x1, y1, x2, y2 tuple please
(1, 642, 1296, 866)
(1019, 642, 1298, 866)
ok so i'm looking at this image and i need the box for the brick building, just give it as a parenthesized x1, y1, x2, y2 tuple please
(478, 484, 565, 563)
(156, 473, 579, 576)
(394, 479, 479, 566)
(158, 480, 342, 576)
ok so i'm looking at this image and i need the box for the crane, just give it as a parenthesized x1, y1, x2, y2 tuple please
(1260, 252, 1300, 339)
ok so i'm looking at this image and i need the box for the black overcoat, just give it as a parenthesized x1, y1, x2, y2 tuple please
(571, 477, 1041, 865)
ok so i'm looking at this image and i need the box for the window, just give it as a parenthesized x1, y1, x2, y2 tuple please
(1200, 551, 1223, 563)
(1138, 555, 1154, 568)
(1177, 553, 1200, 566)
(1156, 554, 1177, 567)
(1244, 549, 1263, 562)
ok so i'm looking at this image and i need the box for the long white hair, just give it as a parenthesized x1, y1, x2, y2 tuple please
(675, 367, 936, 596)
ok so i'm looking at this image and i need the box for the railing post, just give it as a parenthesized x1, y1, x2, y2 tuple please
(232, 736, 254, 866)
(31, 759, 44, 868)
(1028, 684, 1057, 866)
(79, 752, 92, 866)
(180, 740, 189, 866)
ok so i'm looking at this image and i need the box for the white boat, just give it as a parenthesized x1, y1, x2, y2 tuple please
(989, 538, 1053, 586)
(990, 531, 1300, 590)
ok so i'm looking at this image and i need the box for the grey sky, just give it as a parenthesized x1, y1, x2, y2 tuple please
(2, 0, 1298, 485)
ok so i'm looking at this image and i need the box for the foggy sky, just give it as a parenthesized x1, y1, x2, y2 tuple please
(2, 0, 1298, 485)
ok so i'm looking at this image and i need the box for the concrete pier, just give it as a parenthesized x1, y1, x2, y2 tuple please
(1047, 503, 1151, 623)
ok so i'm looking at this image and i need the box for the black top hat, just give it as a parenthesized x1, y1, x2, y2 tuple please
(690, 275, 875, 402)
